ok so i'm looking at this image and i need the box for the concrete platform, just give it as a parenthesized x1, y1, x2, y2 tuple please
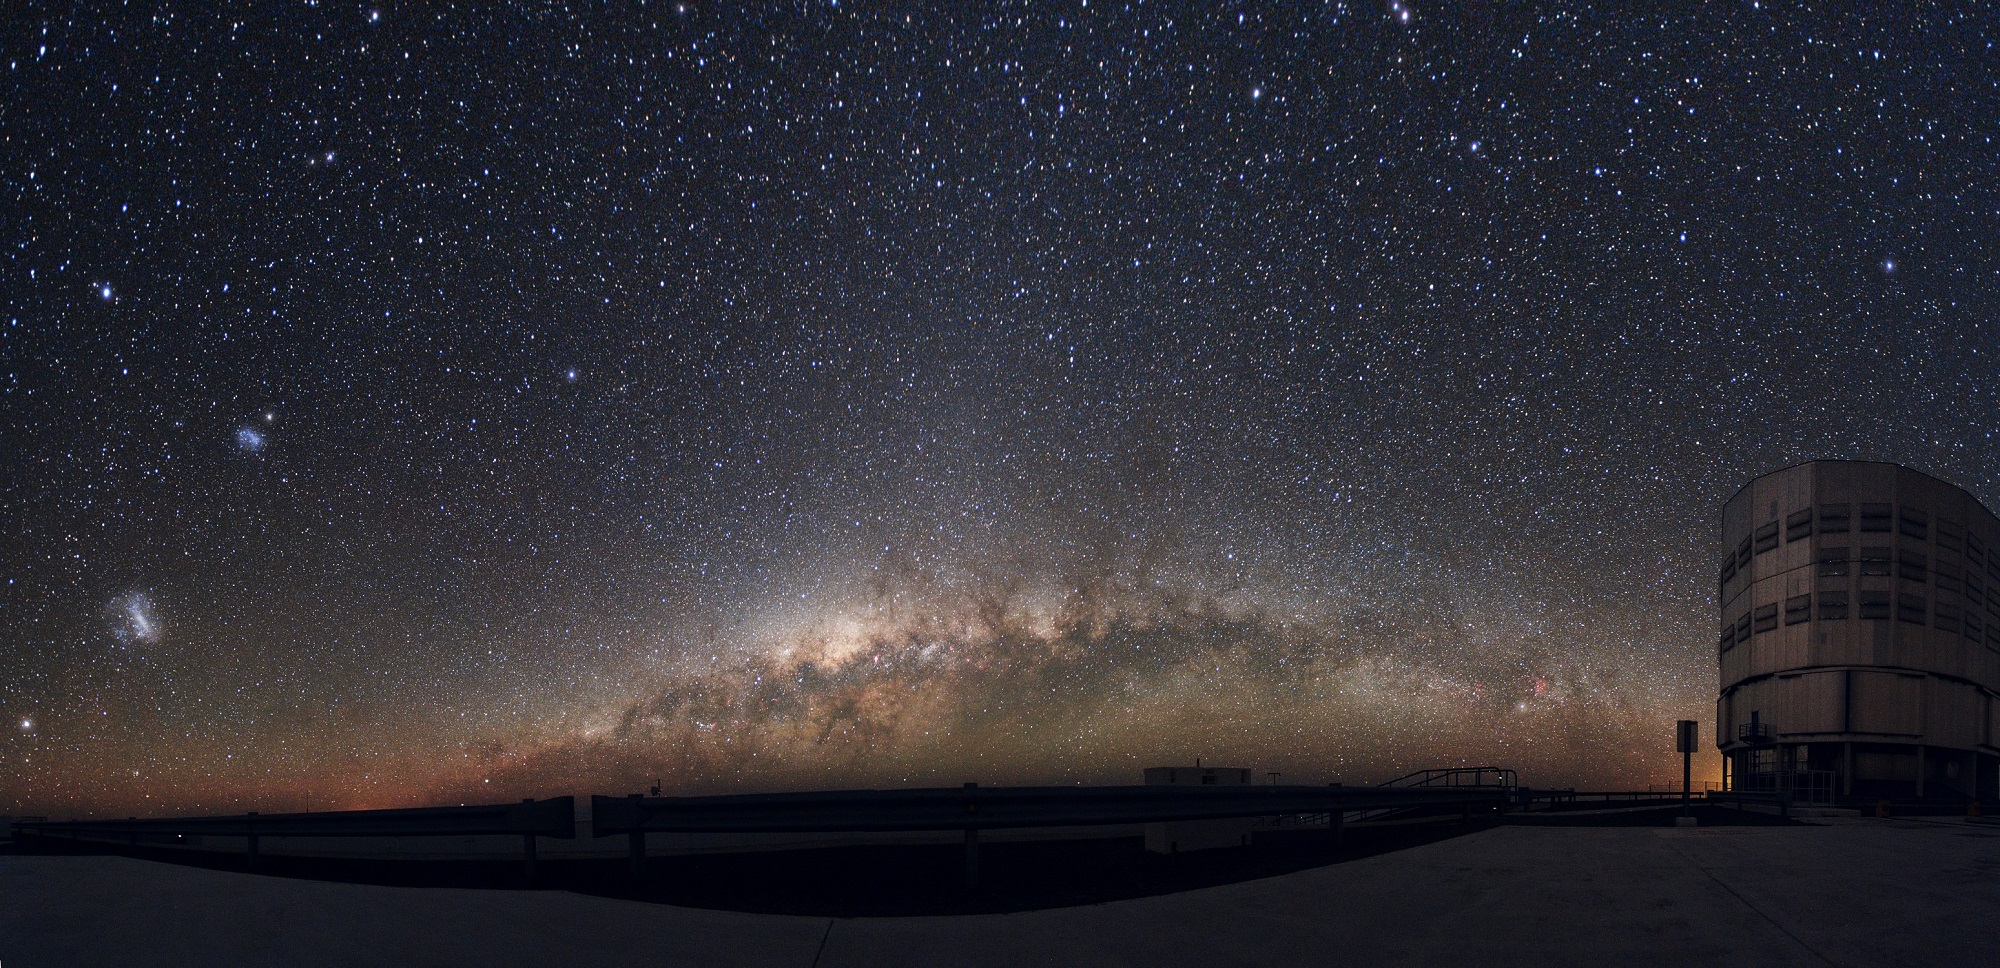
(5, 819, 1998, 966)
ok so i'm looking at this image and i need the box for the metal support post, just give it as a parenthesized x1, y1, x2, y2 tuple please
(626, 793, 647, 885)
(1682, 747, 1692, 817)
(520, 800, 539, 887)
(961, 782, 980, 893)
(963, 826, 980, 893)
(1675, 720, 1698, 817)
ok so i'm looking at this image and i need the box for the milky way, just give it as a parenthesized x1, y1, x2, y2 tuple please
(3, 4, 1997, 815)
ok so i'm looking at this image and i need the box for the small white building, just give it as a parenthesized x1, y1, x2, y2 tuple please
(1143, 765, 1255, 853)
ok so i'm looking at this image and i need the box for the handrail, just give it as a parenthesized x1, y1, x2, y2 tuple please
(592, 783, 1509, 835)
(11, 786, 1513, 895)
(13, 797, 576, 840)
(1376, 767, 1519, 789)
(13, 797, 576, 883)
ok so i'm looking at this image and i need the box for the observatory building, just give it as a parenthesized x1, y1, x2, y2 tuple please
(1719, 461, 2000, 801)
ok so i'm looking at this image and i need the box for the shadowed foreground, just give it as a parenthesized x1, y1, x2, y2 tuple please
(5, 816, 1994, 966)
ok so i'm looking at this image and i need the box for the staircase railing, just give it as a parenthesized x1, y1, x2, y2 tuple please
(1345, 767, 1520, 822)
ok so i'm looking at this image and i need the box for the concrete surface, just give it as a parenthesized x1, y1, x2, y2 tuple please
(6, 819, 1998, 966)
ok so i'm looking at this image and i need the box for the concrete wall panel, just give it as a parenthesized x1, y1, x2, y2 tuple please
(1927, 679, 1983, 749)
(1849, 671, 1922, 736)
(1776, 672, 1846, 734)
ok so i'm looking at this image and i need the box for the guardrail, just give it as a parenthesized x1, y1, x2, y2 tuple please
(594, 782, 1511, 889)
(1379, 766, 1519, 789)
(1522, 790, 1709, 807)
(1708, 789, 1792, 818)
(12, 782, 1516, 893)
(1349, 767, 1518, 821)
(12, 797, 575, 882)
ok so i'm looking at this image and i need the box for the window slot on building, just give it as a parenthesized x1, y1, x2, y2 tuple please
(1720, 554, 1737, 586)
(1720, 624, 1735, 652)
(1817, 590, 1849, 621)
(1737, 536, 1753, 568)
(1937, 520, 1964, 552)
(1816, 547, 1851, 577)
(1736, 613, 1752, 640)
(1817, 503, 1851, 533)
(1935, 603, 1962, 633)
(1988, 627, 2000, 651)
(1966, 612, 1983, 641)
(1753, 603, 1779, 633)
(1897, 593, 1928, 625)
(1967, 533, 1986, 561)
(1900, 507, 1929, 541)
(1859, 503, 1894, 532)
(1784, 594, 1811, 625)
(1936, 563, 1962, 595)
(1858, 590, 1892, 620)
(1899, 550, 1928, 583)
(1754, 522, 1780, 554)
(1967, 580, 1983, 606)
(1859, 547, 1892, 577)
(1785, 509, 1813, 542)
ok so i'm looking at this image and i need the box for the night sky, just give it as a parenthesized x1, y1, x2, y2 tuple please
(5, 3, 1998, 817)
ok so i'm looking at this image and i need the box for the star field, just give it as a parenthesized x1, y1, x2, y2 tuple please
(3, 3, 1999, 815)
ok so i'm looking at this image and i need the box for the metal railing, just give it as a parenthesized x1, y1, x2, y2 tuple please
(12, 798, 575, 882)
(594, 781, 1513, 889)
(592, 782, 1505, 833)
(1344, 767, 1519, 822)
(1732, 769, 1835, 806)
(12, 779, 1520, 893)
(1378, 767, 1519, 790)
(1509, 790, 1721, 816)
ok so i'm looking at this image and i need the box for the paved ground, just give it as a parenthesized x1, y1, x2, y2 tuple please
(4, 819, 1996, 966)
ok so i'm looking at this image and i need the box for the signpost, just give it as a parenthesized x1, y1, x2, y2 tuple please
(1675, 720, 1699, 817)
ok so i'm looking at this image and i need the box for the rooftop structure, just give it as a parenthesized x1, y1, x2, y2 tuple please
(1142, 765, 1254, 853)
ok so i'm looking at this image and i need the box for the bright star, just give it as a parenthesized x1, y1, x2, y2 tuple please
(98, 284, 114, 301)
(1883, 259, 1895, 273)
(17, 719, 29, 731)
